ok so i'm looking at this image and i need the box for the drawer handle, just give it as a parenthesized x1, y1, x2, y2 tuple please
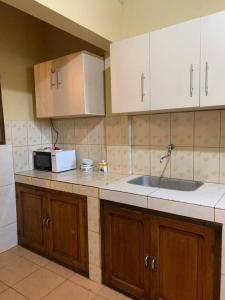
(150, 256, 157, 271)
(46, 218, 51, 227)
(42, 217, 47, 226)
(144, 255, 149, 267)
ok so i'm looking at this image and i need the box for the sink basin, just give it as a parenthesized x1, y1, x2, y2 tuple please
(128, 176, 203, 191)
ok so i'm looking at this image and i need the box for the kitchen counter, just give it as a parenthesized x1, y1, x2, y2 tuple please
(15, 170, 225, 221)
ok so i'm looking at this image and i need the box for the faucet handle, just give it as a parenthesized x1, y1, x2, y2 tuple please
(167, 144, 175, 151)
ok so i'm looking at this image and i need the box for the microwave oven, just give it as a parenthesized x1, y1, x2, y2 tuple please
(33, 149, 76, 172)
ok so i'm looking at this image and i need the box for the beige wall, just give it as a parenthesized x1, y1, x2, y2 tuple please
(0, 2, 105, 121)
(120, 0, 225, 39)
(0, 2, 46, 121)
(34, 0, 123, 41)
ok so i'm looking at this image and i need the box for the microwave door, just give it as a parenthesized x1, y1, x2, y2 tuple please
(34, 152, 52, 171)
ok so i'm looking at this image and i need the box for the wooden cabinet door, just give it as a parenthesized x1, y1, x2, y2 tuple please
(34, 60, 54, 118)
(51, 53, 85, 117)
(47, 191, 88, 274)
(16, 185, 48, 255)
(200, 11, 225, 107)
(149, 215, 218, 300)
(150, 19, 200, 110)
(110, 33, 150, 113)
(102, 203, 149, 299)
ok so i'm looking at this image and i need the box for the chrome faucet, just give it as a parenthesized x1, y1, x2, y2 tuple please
(160, 144, 175, 164)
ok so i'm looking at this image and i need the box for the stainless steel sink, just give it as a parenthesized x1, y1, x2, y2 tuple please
(128, 176, 203, 191)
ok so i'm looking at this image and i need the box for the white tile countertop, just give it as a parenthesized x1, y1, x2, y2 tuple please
(15, 170, 225, 221)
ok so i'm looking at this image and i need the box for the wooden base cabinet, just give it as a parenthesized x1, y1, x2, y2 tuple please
(16, 184, 88, 275)
(101, 201, 221, 300)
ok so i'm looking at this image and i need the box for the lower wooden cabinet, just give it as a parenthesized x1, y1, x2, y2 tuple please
(16, 184, 88, 275)
(101, 201, 221, 300)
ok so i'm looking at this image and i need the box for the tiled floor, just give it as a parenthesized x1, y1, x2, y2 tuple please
(0, 246, 131, 300)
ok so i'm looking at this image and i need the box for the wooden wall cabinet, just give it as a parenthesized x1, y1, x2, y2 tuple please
(101, 201, 221, 300)
(34, 51, 105, 118)
(16, 184, 88, 274)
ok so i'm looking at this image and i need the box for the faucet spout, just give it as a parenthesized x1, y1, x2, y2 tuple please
(160, 144, 175, 164)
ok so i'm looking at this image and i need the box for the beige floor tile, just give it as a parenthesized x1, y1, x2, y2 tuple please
(0, 257, 39, 286)
(70, 273, 102, 293)
(0, 281, 7, 294)
(42, 280, 94, 300)
(0, 252, 20, 268)
(14, 268, 65, 300)
(45, 261, 75, 279)
(92, 295, 108, 300)
(24, 252, 49, 267)
(0, 288, 27, 300)
(98, 286, 120, 298)
(8, 246, 31, 257)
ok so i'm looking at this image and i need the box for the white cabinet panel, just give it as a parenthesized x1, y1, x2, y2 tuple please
(201, 11, 225, 107)
(111, 33, 150, 113)
(150, 19, 201, 110)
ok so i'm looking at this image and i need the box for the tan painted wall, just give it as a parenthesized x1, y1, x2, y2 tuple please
(120, 0, 225, 39)
(0, 2, 105, 121)
(33, 0, 123, 42)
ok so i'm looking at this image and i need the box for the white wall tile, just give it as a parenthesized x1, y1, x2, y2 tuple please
(27, 121, 42, 146)
(195, 111, 220, 147)
(171, 147, 194, 180)
(151, 146, 171, 178)
(171, 112, 194, 147)
(0, 184, 16, 227)
(0, 223, 17, 253)
(132, 115, 150, 146)
(4, 121, 12, 145)
(13, 146, 29, 172)
(63, 119, 75, 144)
(0, 145, 14, 186)
(132, 146, 150, 175)
(40, 120, 52, 145)
(11, 121, 28, 146)
(194, 148, 219, 183)
(150, 114, 170, 146)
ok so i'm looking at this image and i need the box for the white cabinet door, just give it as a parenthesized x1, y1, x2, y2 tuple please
(111, 33, 150, 113)
(201, 11, 225, 107)
(150, 19, 201, 110)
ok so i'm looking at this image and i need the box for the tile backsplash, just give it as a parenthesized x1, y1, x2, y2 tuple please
(6, 109, 225, 184)
(5, 120, 52, 172)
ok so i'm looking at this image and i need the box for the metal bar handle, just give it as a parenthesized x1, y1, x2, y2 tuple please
(141, 72, 145, 102)
(56, 70, 62, 88)
(50, 68, 56, 87)
(205, 61, 209, 96)
(190, 64, 194, 97)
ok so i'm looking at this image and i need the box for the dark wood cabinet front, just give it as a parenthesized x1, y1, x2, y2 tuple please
(48, 191, 88, 273)
(16, 185, 48, 255)
(102, 204, 149, 299)
(16, 184, 88, 275)
(101, 201, 221, 300)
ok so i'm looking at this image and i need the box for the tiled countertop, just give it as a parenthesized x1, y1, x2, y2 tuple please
(15, 170, 225, 221)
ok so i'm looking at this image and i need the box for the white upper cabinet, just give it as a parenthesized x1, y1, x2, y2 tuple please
(110, 33, 150, 113)
(34, 52, 105, 118)
(150, 19, 201, 110)
(200, 11, 225, 107)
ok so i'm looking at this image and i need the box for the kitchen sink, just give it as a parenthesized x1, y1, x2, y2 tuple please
(128, 176, 203, 191)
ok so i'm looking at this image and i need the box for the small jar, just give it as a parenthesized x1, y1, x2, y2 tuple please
(99, 160, 108, 173)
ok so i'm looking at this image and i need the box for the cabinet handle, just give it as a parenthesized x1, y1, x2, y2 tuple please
(141, 72, 145, 102)
(144, 255, 149, 267)
(190, 64, 194, 97)
(150, 256, 157, 271)
(42, 217, 47, 226)
(46, 218, 51, 227)
(57, 70, 62, 88)
(50, 69, 56, 87)
(205, 61, 209, 96)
